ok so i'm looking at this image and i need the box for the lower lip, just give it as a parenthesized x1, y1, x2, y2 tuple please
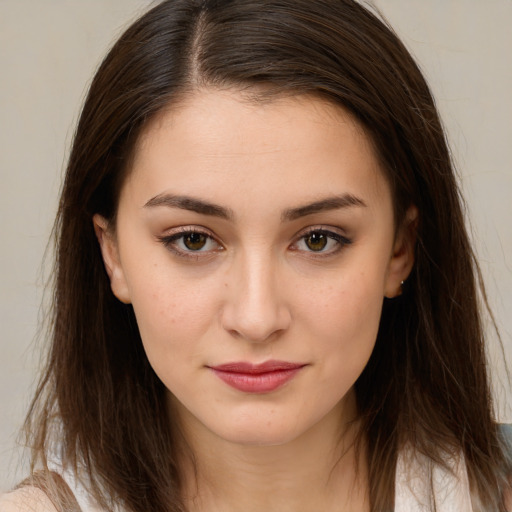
(210, 368, 303, 393)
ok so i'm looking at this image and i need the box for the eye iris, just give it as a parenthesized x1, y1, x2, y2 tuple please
(184, 233, 207, 251)
(305, 232, 327, 251)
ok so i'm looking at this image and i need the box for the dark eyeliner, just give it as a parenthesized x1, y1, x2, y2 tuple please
(294, 227, 353, 255)
(156, 227, 221, 259)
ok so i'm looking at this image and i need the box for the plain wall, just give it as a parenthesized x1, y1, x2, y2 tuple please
(1, 0, 511, 492)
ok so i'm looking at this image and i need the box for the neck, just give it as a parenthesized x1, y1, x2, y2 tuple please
(176, 393, 369, 512)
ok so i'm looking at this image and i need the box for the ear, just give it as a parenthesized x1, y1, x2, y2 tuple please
(384, 205, 418, 298)
(93, 214, 131, 304)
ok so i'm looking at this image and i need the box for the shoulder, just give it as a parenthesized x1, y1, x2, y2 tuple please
(499, 423, 512, 472)
(499, 424, 512, 511)
(499, 424, 512, 447)
(0, 487, 58, 512)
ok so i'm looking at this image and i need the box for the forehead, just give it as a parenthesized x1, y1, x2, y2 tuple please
(123, 89, 391, 217)
(136, 89, 372, 160)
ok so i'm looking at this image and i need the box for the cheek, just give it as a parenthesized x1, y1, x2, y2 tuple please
(124, 260, 221, 368)
(299, 267, 385, 383)
(300, 264, 385, 339)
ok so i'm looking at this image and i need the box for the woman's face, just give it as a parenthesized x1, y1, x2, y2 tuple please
(95, 90, 414, 447)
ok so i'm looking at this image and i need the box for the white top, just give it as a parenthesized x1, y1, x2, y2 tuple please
(46, 448, 473, 512)
(46, 460, 104, 512)
(395, 447, 472, 512)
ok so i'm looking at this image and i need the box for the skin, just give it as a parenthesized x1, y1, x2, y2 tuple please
(0, 488, 58, 512)
(2, 90, 509, 512)
(92, 89, 417, 512)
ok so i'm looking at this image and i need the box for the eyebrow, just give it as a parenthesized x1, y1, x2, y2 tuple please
(144, 194, 234, 220)
(281, 194, 367, 221)
(143, 193, 366, 221)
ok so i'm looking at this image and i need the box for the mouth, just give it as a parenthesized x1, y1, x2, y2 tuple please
(207, 360, 307, 393)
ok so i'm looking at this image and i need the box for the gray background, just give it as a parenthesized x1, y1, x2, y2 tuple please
(1, 0, 511, 491)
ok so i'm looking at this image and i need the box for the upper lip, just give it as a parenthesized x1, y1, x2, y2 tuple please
(208, 360, 306, 374)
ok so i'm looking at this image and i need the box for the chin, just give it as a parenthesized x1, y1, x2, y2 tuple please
(217, 426, 304, 448)
(207, 408, 319, 448)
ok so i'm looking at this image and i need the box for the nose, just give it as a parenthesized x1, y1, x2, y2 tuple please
(221, 251, 291, 343)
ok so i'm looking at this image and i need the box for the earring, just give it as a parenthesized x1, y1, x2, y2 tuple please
(385, 280, 406, 299)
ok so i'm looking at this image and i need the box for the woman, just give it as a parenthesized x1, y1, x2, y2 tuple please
(1, 0, 510, 511)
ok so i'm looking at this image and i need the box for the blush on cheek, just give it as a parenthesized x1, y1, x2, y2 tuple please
(324, 282, 383, 357)
(318, 274, 383, 324)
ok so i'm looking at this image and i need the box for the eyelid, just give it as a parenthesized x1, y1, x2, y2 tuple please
(156, 224, 352, 260)
(157, 226, 224, 259)
(290, 225, 352, 255)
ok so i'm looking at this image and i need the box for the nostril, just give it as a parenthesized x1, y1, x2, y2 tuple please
(221, 301, 291, 343)
(219, 258, 291, 342)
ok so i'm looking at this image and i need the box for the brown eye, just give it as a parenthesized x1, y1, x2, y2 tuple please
(290, 228, 352, 256)
(304, 232, 328, 251)
(158, 229, 223, 259)
(184, 232, 208, 251)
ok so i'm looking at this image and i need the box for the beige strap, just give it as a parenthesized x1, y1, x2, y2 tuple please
(16, 471, 83, 512)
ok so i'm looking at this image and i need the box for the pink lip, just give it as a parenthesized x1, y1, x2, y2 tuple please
(208, 360, 306, 393)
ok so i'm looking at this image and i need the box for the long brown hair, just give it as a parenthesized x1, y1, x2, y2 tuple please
(25, 1, 509, 510)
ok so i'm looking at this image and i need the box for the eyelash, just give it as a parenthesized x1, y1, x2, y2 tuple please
(157, 226, 352, 260)
(157, 227, 222, 260)
(290, 227, 352, 256)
